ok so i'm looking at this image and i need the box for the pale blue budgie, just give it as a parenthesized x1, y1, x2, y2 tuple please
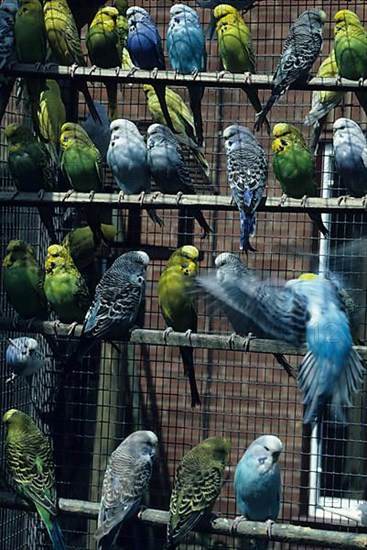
(167, 4, 206, 147)
(126, 6, 174, 132)
(146, 123, 212, 237)
(197, 272, 366, 424)
(215, 253, 294, 377)
(66, 250, 150, 369)
(254, 9, 326, 132)
(223, 124, 268, 253)
(106, 118, 163, 226)
(234, 435, 283, 549)
(83, 102, 111, 160)
(95, 430, 158, 550)
(195, 0, 260, 39)
(5, 337, 45, 383)
(0, 1, 18, 124)
(333, 117, 367, 199)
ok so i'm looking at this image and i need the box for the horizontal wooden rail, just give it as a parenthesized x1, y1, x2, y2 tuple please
(0, 492, 365, 548)
(0, 191, 366, 212)
(2, 64, 367, 93)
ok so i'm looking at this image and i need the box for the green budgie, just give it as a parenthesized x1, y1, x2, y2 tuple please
(37, 80, 66, 163)
(3, 409, 66, 549)
(272, 123, 328, 236)
(167, 436, 231, 548)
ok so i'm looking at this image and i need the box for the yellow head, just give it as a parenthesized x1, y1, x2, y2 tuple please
(45, 244, 73, 274)
(3, 240, 35, 267)
(334, 10, 363, 36)
(213, 4, 239, 21)
(272, 123, 306, 153)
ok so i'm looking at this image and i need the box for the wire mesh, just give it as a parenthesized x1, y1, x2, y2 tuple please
(1, 0, 367, 549)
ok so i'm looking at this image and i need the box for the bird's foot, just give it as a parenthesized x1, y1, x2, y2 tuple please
(114, 66, 120, 76)
(265, 519, 275, 540)
(69, 63, 79, 78)
(230, 515, 247, 534)
(8, 190, 19, 200)
(243, 332, 256, 351)
(227, 332, 238, 350)
(243, 71, 252, 84)
(37, 189, 45, 200)
(137, 505, 148, 520)
(359, 76, 365, 86)
(34, 62, 43, 71)
(151, 67, 159, 78)
(62, 189, 75, 201)
(163, 327, 174, 343)
(43, 62, 58, 73)
(152, 191, 160, 200)
(5, 372, 16, 384)
(335, 74, 342, 85)
(127, 65, 138, 77)
(191, 68, 199, 80)
(52, 320, 62, 335)
(118, 190, 125, 203)
(67, 321, 79, 336)
(362, 194, 367, 210)
(25, 317, 38, 330)
(88, 190, 95, 201)
(337, 194, 349, 205)
(175, 191, 183, 204)
(138, 191, 145, 206)
(217, 70, 229, 80)
(173, 69, 179, 79)
(184, 329, 193, 346)
(300, 194, 309, 208)
(89, 65, 97, 76)
(279, 193, 288, 206)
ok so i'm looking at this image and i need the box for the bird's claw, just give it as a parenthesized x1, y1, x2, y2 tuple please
(266, 519, 275, 540)
(127, 65, 138, 77)
(337, 195, 349, 205)
(8, 190, 19, 200)
(89, 65, 97, 76)
(300, 194, 309, 208)
(173, 69, 179, 79)
(88, 190, 95, 202)
(163, 327, 173, 343)
(335, 74, 342, 85)
(67, 321, 79, 336)
(37, 189, 45, 200)
(191, 69, 199, 80)
(118, 190, 125, 203)
(25, 317, 38, 330)
(138, 191, 145, 206)
(137, 505, 148, 520)
(52, 320, 61, 335)
(69, 63, 79, 78)
(227, 332, 238, 350)
(62, 189, 75, 201)
(362, 194, 367, 210)
(243, 332, 256, 351)
(217, 70, 229, 80)
(34, 62, 43, 71)
(243, 71, 252, 84)
(279, 193, 288, 206)
(5, 372, 16, 384)
(184, 329, 193, 346)
(359, 76, 365, 86)
(175, 191, 183, 204)
(152, 191, 160, 200)
(230, 515, 247, 534)
(114, 66, 120, 76)
(151, 67, 159, 78)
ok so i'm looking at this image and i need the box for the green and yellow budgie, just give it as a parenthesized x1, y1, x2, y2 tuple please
(3, 409, 66, 550)
(158, 245, 201, 407)
(44, 244, 90, 324)
(62, 224, 117, 271)
(60, 122, 104, 246)
(37, 79, 66, 162)
(43, 0, 101, 123)
(143, 84, 209, 178)
(2, 239, 48, 319)
(214, 4, 270, 134)
(304, 50, 343, 155)
(334, 10, 367, 117)
(5, 123, 58, 244)
(272, 123, 328, 236)
(86, 6, 121, 120)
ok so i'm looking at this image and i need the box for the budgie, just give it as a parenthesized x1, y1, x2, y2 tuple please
(167, 436, 231, 548)
(333, 117, 367, 200)
(3, 409, 66, 549)
(158, 245, 202, 407)
(44, 244, 90, 324)
(83, 101, 111, 160)
(197, 270, 366, 424)
(195, 0, 260, 39)
(147, 124, 212, 238)
(43, 0, 101, 123)
(214, 4, 270, 134)
(6, 336, 46, 383)
(223, 124, 268, 252)
(5, 122, 58, 244)
(272, 123, 329, 236)
(334, 10, 367, 116)
(66, 250, 150, 367)
(2, 239, 48, 319)
(107, 118, 163, 227)
(214, 252, 295, 378)
(143, 84, 209, 178)
(37, 79, 66, 163)
(234, 435, 283, 549)
(254, 9, 326, 132)
(95, 430, 158, 550)
(126, 6, 174, 132)
(0, 1, 18, 125)
(86, 6, 121, 120)
(62, 224, 117, 271)
(167, 4, 206, 147)
(60, 121, 104, 245)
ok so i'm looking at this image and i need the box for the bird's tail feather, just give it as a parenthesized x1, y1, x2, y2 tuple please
(193, 208, 212, 238)
(307, 211, 329, 237)
(253, 88, 281, 132)
(79, 82, 102, 124)
(179, 345, 201, 407)
(154, 84, 176, 134)
(244, 88, 271, 135)
(239, 211, 257, 253)
(189, 87, 204, 147)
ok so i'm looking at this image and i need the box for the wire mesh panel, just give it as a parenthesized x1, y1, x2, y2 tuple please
(1, 1, 367, 549)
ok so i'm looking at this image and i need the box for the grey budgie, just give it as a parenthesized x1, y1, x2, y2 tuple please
(95, 430, 158, 550)
(333, 117, 367, 198)
(5, 337, 46, 383)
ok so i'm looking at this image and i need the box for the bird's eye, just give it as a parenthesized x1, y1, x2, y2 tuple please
(50, 262, 57, 269)
(280, 139, 287, 146)
(264, 446, 269, 451)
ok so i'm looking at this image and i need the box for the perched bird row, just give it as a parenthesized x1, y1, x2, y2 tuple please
(1, 407, 283, 550)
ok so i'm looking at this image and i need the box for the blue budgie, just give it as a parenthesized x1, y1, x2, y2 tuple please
(223, 124, 268, 253)
(214, 253, 294, 378)
(106, 118, 163, 227)
(83, 102, 111, 160)
(234, 435, 283, 549)
(146, 123, 212, 238)
(95, 430, 158, 550)
(197, 272, 366, 424)
(126, 6, 174, 133)
(0, 1, 17, 125)
(254, 9, 326, 132)
(66, 250, 150, 368)
(195, 0, 260, 39)
(5, 337, 46, 383)
(333, 117, 367, 199)
(167, 4, 206, 147)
